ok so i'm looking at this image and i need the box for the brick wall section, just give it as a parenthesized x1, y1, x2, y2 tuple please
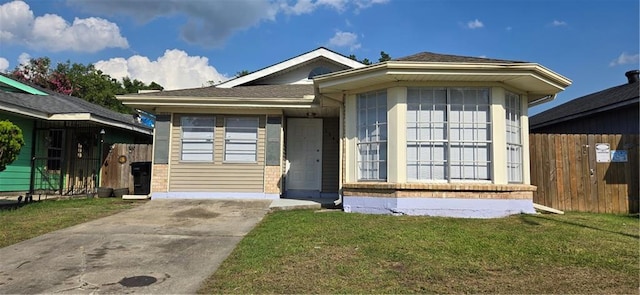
(151, 164, 168, 193)
(264, 166, 282, 194)
(342, 182, 535, 199)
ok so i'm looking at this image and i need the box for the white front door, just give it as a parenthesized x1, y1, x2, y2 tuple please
(286, 118, 322, 193)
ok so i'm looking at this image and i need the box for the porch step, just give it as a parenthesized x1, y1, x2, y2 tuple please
(122, 194, 150, 200)
(269, 199, 327, 211)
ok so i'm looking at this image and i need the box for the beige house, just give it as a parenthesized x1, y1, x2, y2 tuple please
(118, 47, 571, 217)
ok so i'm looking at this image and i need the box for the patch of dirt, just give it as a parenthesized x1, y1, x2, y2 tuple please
(173, 208, 220, 219)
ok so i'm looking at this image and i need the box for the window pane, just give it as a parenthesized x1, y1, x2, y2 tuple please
(357, 91, 387, 180)
(181, 116, 214, 161)
(406, 87, 491, 181)
(225, 117, 258, 162)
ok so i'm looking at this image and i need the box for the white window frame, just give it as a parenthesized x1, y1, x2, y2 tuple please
(224, 117, 259, 163)
(181, 116, 215, 162)
(505, 91, 523, 183)
(357, 90, 387, 181)
(406, 87, 492, 182)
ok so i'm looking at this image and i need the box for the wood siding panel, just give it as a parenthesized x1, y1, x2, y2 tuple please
(530, 133, 639, 213)
(0, 114, 34, 192)
(169, 114, 266, 192)
(101, 144, 152, 192)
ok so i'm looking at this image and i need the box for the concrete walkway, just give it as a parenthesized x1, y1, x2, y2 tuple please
(0, 199, 273, 294)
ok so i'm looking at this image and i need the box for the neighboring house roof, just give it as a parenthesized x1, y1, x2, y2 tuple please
(393, 52, 526, 64)
(216, 47, 365, 88)
(530, 72, 640, 129)
(0, 76, 152, 135)
(0, 74, 49, 95)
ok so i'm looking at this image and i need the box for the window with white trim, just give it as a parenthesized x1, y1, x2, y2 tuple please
(505, 91, 523, 183)
(407, 87, 491, 181)
(357, 90, 387, 181)
(181, 116, 215, 161)
(224, 117, 258, 162)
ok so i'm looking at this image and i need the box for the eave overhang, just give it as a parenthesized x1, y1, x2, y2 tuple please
(0, 103, 152, 135)
(117, 95, 317, 110)
(314, 62, 572, 103)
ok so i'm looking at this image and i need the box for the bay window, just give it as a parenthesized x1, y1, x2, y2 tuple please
(407, 87, 491, 181)
(357, 90, 387, 181)
(505, 91, 523, 183)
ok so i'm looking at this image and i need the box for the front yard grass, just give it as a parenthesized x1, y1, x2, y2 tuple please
(0, 197, 145, 248)
(200, 211, 639, 294)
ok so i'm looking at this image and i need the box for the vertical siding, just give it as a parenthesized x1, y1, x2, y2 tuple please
(169, 114, 266, 192)
(0, 113, 34, 192)
(322, 118, 340, 192)
(530, 133, 639, 213)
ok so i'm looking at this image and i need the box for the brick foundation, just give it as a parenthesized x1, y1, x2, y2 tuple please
(151, 164, 168, 193)
(264, 165, 282, 194)
(342, 183, 535, 199)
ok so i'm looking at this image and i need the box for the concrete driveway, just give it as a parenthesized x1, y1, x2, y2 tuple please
(0, 199, 272, 294)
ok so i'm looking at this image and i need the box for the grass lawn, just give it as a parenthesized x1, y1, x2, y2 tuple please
(200, 211, 639, 294)
(0, 197, 145, 248)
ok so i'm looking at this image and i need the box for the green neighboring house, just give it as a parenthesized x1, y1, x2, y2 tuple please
(0, 75, 152, 197)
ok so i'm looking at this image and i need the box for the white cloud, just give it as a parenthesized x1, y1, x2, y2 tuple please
(0, 1, 128, 52)
(467, 19, 484, 29)
(0, 57, 9, 72)
(18, 52, 31, 66)
(609, 52, 640, 67)
(0, 0, 388, 50)
(551, 20, 567, 26)
(354, 0, 389, 9)
(327, 31, 361, 51)
(94, 49, 229, 90)
(277, 0, 389, 15)
(69, 0, 278, 48)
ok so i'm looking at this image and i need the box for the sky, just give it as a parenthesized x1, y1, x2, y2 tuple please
(0, 0, 638, 115)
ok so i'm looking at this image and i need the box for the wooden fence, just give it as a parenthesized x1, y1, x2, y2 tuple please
(100, 144, 152, 193)
(529, 134, 639, 214)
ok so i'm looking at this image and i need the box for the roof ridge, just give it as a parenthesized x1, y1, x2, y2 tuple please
(393, 51, 527, 63)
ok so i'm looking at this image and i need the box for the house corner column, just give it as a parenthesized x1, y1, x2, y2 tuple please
(387, 87, 407, 183)
(150, 113, 172, 197)
(521, 94, 532, 184)
(491, 87, 507, 184)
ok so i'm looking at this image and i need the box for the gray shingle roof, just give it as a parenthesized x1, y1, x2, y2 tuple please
(129, 84, 314, 98)
(530, 80, 640, 127)
(0, 89, 150, 131)
(393, 52, 526, 64)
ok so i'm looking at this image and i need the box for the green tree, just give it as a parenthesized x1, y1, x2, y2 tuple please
(235, 70, 251, 77)
(11, 57, 164, 114)
(378, 51, 391, 62)
(347, 52, 391, 65)
(0, 120, 25, 172)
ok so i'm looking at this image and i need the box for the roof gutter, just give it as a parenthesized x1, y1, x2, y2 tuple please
(528, 94, 556, 107)
(117, 95, 316, 109)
